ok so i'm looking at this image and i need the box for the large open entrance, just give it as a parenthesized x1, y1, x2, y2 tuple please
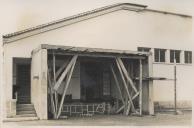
(13, 58, 31, 104)
(31, 44, 154, 119)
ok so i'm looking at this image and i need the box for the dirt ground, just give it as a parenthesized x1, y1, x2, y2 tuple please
(2, 111, 192, 127)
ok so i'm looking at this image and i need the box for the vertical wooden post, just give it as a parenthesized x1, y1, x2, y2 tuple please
(53, 52, 58, 113)
(139, 59, 143, 116)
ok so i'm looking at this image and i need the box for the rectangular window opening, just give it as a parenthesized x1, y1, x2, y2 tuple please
(184, 51, 192, 64)
(154, 48, 166, 62)
(170, 50, 181, 63)
(137, 47, 151, 52)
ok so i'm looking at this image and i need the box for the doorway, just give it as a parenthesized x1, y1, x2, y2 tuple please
(13, 58, 31, 104)
(80, 60, 103, 102)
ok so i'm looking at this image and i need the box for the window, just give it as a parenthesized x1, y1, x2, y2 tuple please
(103, 71, 111, 96)
(137, 47, 151, 52)
(184, 51, 192, 64)
(154, 49, 166, 62)
(170, 50, 181, 63)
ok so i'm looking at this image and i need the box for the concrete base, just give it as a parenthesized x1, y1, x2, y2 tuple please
(6, 99, 17, 118)
(3, 117, 39, 122)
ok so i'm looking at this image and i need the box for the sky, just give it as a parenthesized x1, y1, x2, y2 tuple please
(0, 0, 193, 35)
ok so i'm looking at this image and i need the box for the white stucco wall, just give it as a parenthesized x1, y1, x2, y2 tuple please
(3, 9, 193, 117)
(31, 49, 48, 119)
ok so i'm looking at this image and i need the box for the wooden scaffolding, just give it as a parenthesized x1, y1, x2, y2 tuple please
(40, 44, 154, 119)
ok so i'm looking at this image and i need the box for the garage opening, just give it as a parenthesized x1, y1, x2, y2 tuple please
(31, 44, 153, 119)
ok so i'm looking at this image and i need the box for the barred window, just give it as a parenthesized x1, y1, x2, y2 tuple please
(154, 49, 166, 62)
(170, 50, 181, 63)
(184, 51, 192, 64)
(137, 47, 151, 52)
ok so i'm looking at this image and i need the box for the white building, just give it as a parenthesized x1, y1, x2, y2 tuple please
(2, 3, 192, 120)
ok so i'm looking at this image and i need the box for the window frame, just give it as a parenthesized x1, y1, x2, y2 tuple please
(137, 47, 151, 52)
(184, 51, 192, 64)
(154, 48, 166, 63)
(170, 50, 181, 63)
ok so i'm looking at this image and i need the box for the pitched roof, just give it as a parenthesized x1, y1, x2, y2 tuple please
(2, 3, 191, 44)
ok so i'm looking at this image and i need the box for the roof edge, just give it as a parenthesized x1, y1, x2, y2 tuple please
(2, 3, 192, 44)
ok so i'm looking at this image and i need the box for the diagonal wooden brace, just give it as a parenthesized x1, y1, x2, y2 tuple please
(117, 57, 138, 93)
(116, 105, 125, 114)
(53, 55, 78, 91)
(132, 91, 140, 100)
(110, 65, 125, 105)
(55, 60, 69, 80)
(57, 55, 78, 118)
(47, 68, 57, 117)
(115, 58, 136, 113)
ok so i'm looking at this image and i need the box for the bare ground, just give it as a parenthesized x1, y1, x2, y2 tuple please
(2, 111, 192, 126)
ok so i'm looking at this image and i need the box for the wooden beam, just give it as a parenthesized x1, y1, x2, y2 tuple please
(116, 105, 125, 114)
(132, 91, 140, 100)
(53, 55, 77, 91)
(57, 55, 78, 118)
(115, 58, 135, 113)
(55, 61, 68, 80)
(125, 101, 131, 115)
(139, 59, 143, 116)
(53, 52, 58, 113)
(110, 66, 125, 105)
(117, 58, 138, 93)
(53, 52, 56, 83)
(48, 51, 145, 60)
(47, 68, 57, 118)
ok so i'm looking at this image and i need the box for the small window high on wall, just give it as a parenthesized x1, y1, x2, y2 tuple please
(137, 47, 151, 52)
(170, 50, 181, 63)
(184, 51, 192, 64)
(154, 49, 166, 62)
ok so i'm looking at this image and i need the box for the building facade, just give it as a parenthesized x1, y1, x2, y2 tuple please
(2, 3, 192, 120)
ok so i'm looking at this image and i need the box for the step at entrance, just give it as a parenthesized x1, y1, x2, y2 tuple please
(16, 104, 38, 118)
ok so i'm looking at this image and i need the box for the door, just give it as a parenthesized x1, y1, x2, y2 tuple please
(16, 64, 31, 104)
(80, 61, 103, 102)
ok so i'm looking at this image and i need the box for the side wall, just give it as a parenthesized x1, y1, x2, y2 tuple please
(31, 49, 47, 119)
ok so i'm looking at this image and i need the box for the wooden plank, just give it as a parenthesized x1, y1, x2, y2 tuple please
(132, 91, 140, 100)
(117, 58, 138, 93)
(110, 66, 125, 105)
(125, 101, 131, 115)
(55, 60, 68, 80)
(48, 52, 146, 60)
(53, 52, 56, 83)
(57, 55, 78, 118)
(53, 52, 58, 113)
(139, 59, 143, 116)
(47, 68, 57, 118)
(115, 58, 135, 113)
(116, 105, 125, 114)
(53, 55, 77, 91)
